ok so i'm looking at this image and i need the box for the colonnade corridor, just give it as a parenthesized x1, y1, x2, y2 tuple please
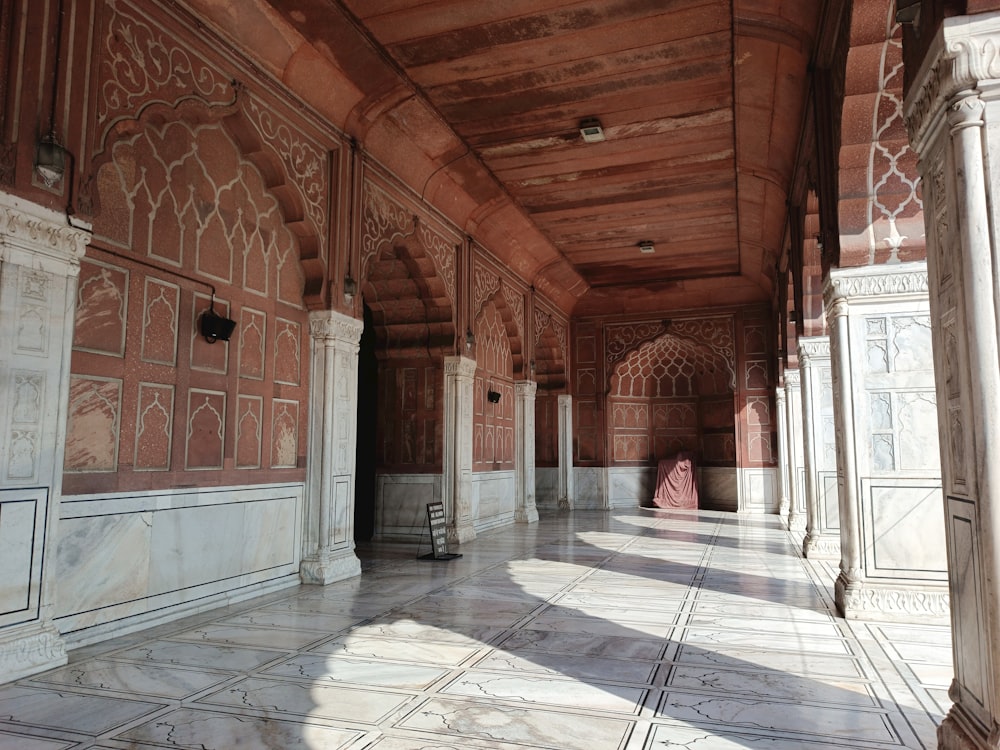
(0, 509, 951, 749)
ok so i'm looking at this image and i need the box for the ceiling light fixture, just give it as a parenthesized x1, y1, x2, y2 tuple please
(638, 240, 656, 254)
(579, 117, 605, 143)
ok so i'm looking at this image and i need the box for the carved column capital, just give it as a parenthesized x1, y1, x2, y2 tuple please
(0, 192, 91, 276)
(308, 309, 364, 344)
(444, 355, 477, 379)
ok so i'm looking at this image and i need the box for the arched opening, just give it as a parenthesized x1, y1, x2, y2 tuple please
(361, 234, 455, 540)
(608, 333, 735, 509)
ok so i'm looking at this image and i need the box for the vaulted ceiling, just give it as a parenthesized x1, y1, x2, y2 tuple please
(199, 0, 825, 314)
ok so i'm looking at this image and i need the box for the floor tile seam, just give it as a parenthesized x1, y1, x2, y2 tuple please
(448, 662, 662, 690)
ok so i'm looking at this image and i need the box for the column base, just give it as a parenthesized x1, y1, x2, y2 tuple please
(939, 702, 997, 750)
(558, 498, 573, 510)
(0, 620, 67, 684)
(787, 512, 807, 532)
(448, 522, 477, 545)
(516, 506, 539, 524)
(300, 549, 361, 585)
(803, 531, 840, 559)
(836, 575, 950, 624)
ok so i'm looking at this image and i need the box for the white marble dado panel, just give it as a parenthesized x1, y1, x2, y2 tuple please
(863, 479, 947, 580)
(0, 488, 47, 628)
(740, 468, 778, 514)
(472, 471, 515, 532)
(535, 468, 559, 509)
(573, 467, 605, 509)
(377, 474, 441, 540)
(700, 468, 738, 511)
(609, 467, 656, 508)
(821, 473, 840, 531)
(54, 484, 303, 642)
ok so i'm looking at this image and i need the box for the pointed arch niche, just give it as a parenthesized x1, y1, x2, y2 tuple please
(66, 116, 311, 495)
(609, 335, 736, 485)
(359, 193, 458, 540)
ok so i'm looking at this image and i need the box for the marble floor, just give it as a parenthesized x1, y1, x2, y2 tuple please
(0, 509, 953, 749)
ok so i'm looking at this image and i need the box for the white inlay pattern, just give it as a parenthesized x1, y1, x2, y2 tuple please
(0, 510, 950, 749)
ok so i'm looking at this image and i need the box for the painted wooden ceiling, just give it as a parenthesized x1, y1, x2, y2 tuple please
(251, 0, 823, 311)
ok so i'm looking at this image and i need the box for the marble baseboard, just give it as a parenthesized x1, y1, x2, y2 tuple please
(739, 468, 778, 513)
(607, 467, 656, 508)
(0, 620, 66, 684)
(376, 473, 441, 540)
(836, 575, 950, 625)
(472, 471, 515, 532)
(803, 532, 841, 560)
(535, 467, 559, 509)
(54, 483, 304, 643)
(573, 467, 606, 510)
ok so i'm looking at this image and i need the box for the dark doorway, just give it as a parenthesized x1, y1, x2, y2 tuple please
(354, 302, 378, 541)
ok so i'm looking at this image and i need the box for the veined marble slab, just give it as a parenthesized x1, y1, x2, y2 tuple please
(171, 624, 329, 650)
(348, 619, 506, 645)
(116, 706, 361, 749)
(263, 654, 449, 689)
(27, 659, 230, 699)
(674, 644, 866, 679)
(0, 685, 163, 734)
(110, 639, 287, 671)
(498, 629, 665, 660)
(666, 665, 878, 707)
(683, 614, 845, 639)
(521, 612, 673, 638)
(196, 676, 413, 724)
(213, 609, 364, 633)
(657, 692, 897, 742)
(679, 628, 852, 654)
(472, 650, 657, 683)
(644, 723, 883, 749)
(441, 670, 646, 713)
(0, 732, 77, 750)
(308, 635, 483, 666)
(394, 697, 633, 750)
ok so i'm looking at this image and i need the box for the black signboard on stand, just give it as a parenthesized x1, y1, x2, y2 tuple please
(419, 501, 462, 561)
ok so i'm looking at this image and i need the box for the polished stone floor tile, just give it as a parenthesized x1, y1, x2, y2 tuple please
(115, 706, 362, 749)
(0, 509, 951, 750)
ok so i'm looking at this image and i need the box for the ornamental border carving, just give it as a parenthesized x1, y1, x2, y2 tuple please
(784, 369, 801, 387)
(824, 267, 929, 307)
(96, 0, 234, 155)
(905, 14, 1000, 149)
(0, 194, 91, 274)
(841, 583, 951, 619)
(444, 356, 477, 378)
(798, 337, 831, 366)
(308, 310, 364, 343)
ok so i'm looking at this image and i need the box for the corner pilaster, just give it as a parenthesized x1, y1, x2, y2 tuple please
(444, 356, 477, 543)
(0, 191, 91, 681)
(300, 310, 364, 585)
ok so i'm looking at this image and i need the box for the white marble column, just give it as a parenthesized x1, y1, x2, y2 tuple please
(783, 370, 807, 533)
(514, 381, 539, 523)
(775, 385, 790, 519)
(799, 336, 840, 560)
(300, 310, 364, 585)
(906, 16, 1000, 746)
(444, 356, 476, 543)
(0, 192, 90, 681)
(824, 265, 946, 623)
(557, 394, 574, 510)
